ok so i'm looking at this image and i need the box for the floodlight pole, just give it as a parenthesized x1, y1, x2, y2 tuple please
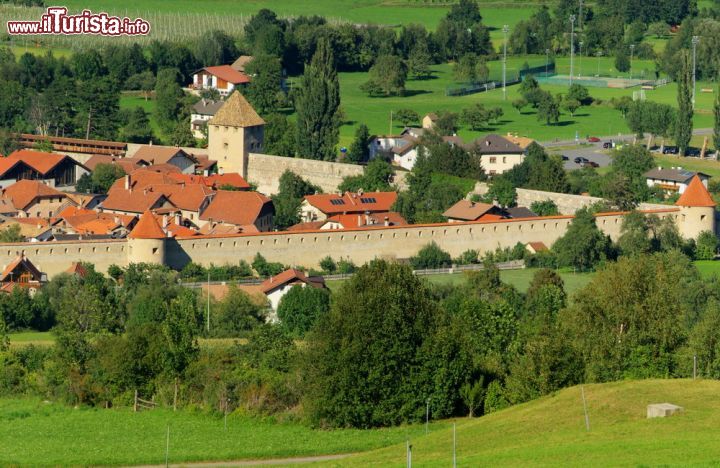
(597, 51, 602, 77)
(502, 24, 509, 100)
(570, 15, 576, 86)
(629, 44, 635, 80)
(579, 41, 583, 77)
(206, 271, 210, 333)
(692, 36, 699, 110)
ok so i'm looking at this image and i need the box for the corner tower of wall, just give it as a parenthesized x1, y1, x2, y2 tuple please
(127, 210, 167, 265)
(675, 175, 716, 239)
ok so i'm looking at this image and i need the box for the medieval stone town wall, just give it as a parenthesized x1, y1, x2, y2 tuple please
(0, 208, 681, 279)
(473, 183, 669, 214)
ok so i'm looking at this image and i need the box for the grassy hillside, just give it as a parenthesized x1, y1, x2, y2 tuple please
(331, 379, 720, 466)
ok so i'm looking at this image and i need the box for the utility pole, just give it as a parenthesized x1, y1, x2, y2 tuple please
(502, 24, 509, 100)
(425, 398, 430, 434)
(570, 15, 576, 86)
(579, 41, 583, 77)
(389, 110, 393, 135)
(579, 0, 583, 31)
(629, 44, 635, 80)
(206, 271, 210, 333)
(692, 36, 700, 110)
(452, 422, 457, 468)
(596, 50, 602, 77)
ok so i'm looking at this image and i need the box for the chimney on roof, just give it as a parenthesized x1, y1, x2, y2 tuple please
(162, 214, 169, 228)
(124, 175, 130, 190)
(384, 216, 389, 227)
(143, 188, 148, 196)
(149, 140, 153, 146)
(175, 213, 181, 226)
(365, 213, 371, 225)
(114, 216, 119, 225)
(357, 214, 362, 226)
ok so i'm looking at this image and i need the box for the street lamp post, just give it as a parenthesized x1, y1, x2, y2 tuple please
(502, 24, 509, 100)
(692, 35, 700, 110)
(629, 44, 635, 79)
(596, 50, 602, 77)
(569, 15, 576, 86)
(579, 41, 583, 78)
(545, 48, 550, 76)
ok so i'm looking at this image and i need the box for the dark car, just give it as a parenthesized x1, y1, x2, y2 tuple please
(582, 161, 600, 168)
(663, 146, 678, 154)
(574, 157, 589, 164)
(561, 155, 569, 161)
(602, 142, 613, 149)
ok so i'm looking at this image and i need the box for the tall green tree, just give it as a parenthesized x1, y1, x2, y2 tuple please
(246, 54, 283, 115)
(552, 207, 611, 271)
(155, 68, 184, 132)
(347, 124, 370, 164)
(675, 49, 693, 156)
(271, 170, 321, 229)
(302, 260, 441, 427)
(277, 285, 330, 336)
(296, 38, 341, 161)
(362, 55, 407, 96)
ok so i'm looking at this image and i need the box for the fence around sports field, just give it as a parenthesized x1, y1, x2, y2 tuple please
(446, 62, 555, 96)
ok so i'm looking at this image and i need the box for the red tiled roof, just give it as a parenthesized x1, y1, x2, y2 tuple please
(145, 183, 214, 212)
(4, 149, 74, 175)
(0, 180, 66, 211)
(199, 190, 272, 226)
(0, 256, 42, 282)
(259, 268, 310, 294)
(131, 146, 196, 165)
(527, 241, 548, 252)
(101, 187, 173, 214)
(85, 155, 148, 173)
(287, 221, 326, 232)
(304, 191, 397, 215)
(443, 200, 500, 221)
(200, 65, 251, 85)
(128, 210, 166, 239)
(676, 175, 716, 207)
(66, 262, 89, 278)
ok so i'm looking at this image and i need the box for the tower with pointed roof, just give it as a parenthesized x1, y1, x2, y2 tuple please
(207, 91, 265, 178)
(126, 210, 167, 265)
(675, 175, 716, 239)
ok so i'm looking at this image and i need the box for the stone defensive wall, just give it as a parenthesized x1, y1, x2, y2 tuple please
(246, 153, 365, 194)
(0, 208, 680, 279)
(473, 183, 669, 214)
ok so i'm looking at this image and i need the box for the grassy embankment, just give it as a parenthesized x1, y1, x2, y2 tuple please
(330, 379, 720, 466)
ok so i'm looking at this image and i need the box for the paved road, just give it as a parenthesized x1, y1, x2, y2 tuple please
(541, 128, 714, 171)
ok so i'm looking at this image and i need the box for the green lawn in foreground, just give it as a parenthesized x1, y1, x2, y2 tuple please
(329, 379, 720, 466)
(0, 398, 446, 465)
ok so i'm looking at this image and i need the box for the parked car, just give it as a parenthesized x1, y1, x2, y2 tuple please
(587, 136, 600, 142)
(561, 155, 569, 161)
(582, 161, 600, 168)
(663, 146, 678, 154)
(574, 157, 589, 164)
(602, 141, 613, 149)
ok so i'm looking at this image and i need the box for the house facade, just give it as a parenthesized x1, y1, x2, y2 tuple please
(471, 134, 526, 175)
(645, 168, 710, 194)
(191, 66, 251, 96)
(190, 99, 224, 139)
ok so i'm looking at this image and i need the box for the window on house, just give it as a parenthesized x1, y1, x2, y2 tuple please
(502, 157, 507, 163)
(489, 157, 497, 164)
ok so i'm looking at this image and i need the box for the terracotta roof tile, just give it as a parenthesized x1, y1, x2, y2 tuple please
(200, 65, 251, 84)
(4, 149, 83, 175)
(0, 256, 42, 282)
(209, 91, 265, 127)
(304, 191, 397, 215)
(131, 146, 195, 165)
(443, 200, 500, 221)
(324, 211, 407, 229)
(168, 172, 250, 190)
(128, 210, 166, 239)
(1, 180, 66, 211)
(676, 175, 716, 207)
(259, 268, 311, 294)
(199, 190, 272, 226)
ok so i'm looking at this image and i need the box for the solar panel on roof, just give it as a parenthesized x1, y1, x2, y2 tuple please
(330, 199, 346, 205)
(360, 197, 377, 203)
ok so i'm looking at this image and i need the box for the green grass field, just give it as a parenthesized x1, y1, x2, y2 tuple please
(326, 268, 595, 295)
(59, 0, 536, 36)
(693, 260, 720, 279)
(331, 379, 720, 466)
(0, 398, 446, 465)
(333, 58, 718, 146)
(119, 94, 165, 142)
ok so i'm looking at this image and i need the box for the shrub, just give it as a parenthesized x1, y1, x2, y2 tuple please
(410, 242, 452, 269)
(695, 231, 719, 260)
(277, 285, 330, 336)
